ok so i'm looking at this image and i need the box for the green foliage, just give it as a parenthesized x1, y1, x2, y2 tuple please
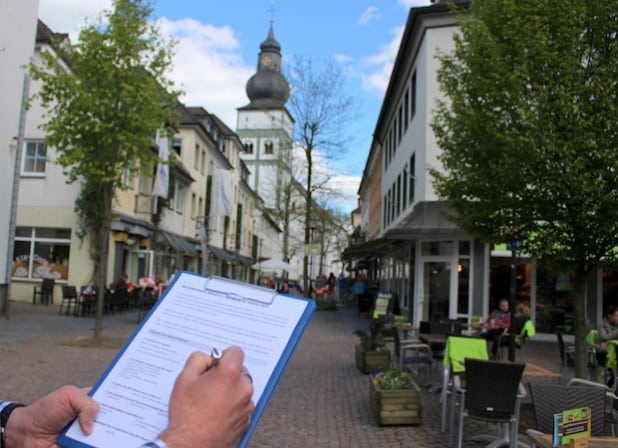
(28, 0, 180, 337)
(315, 300, 337, 311)
(371, 364, 412, 390)
(355, 318, 386, 351)
(431, 0, 618, 376)
(432, 0, 618, 272)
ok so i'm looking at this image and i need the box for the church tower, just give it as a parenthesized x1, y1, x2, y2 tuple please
(237, 23, 294, 213)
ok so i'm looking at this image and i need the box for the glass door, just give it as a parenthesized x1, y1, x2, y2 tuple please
(423, 260, 451, 321)
(128, 250, 154, 283)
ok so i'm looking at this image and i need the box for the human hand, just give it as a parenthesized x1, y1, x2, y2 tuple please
(4, 385, 98, 448)
(160, 347, 255, 448)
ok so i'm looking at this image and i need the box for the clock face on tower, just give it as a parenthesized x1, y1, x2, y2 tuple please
(261, 55, 273, 68)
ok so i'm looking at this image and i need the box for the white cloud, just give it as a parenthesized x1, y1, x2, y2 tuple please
(358, 6, 379, 25)
(38, 0, 111, 40)
(397, 0, 433, 8)
(359, 25, 404, 93)
(324, 174, 360, 214)
(157, 18, 253, 128)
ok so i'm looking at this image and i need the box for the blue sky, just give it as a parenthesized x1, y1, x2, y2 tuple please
(38, 0, 433, 213)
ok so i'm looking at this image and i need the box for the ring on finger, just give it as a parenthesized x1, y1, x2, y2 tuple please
(241, 369, 253, 384)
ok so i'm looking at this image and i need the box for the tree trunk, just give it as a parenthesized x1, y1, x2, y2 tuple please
(92, 186, 114, 343)
(573, 267, 588, 379)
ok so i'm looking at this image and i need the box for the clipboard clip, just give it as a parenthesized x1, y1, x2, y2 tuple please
(203, 276, 276, 306)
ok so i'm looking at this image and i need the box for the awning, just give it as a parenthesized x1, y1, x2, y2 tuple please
(111, 212, 155, 238)
(342, 238, 394, 260)
(208, 246, 236, 261)
(237, 255, 255, 266)
(382, 201, 461, 240)
(160, 231, 197, 256)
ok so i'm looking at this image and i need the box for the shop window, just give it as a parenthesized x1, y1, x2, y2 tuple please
(421, 241, 454, 256)
(12, 227, 71, 280)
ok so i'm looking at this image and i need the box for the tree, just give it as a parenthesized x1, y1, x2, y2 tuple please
(285, 56, 356, 297)
(29, 0, 179, 341)
(431, 0, 618, 377)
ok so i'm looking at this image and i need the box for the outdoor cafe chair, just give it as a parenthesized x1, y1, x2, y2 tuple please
(454, 358, 525, 448)
(32, 277, 55, 305)
(528, 381, 607, 437)
(568, 377, 618, 437)
(392, 326, 433, 376)
(59, 285, 78, 316)
(440, 335, 488, 438)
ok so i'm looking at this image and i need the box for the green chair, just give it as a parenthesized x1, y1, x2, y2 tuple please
(497, 319, 536, 361)
(440, 335, 489, 441)
(585, 329, 609, 382)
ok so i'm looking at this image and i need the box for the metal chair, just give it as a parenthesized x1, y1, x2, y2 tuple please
(58, 285, 78, 316)
(556, 332, 575, 376)
(454, 358, 526, 448)
(392, 326, 433, 376)
(32, 278, 55, 305)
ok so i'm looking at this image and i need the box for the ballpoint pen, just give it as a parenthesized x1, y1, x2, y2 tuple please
(210, 347, 223, 367)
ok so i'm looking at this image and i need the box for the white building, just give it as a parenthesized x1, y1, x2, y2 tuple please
(0, 0, 40, 312)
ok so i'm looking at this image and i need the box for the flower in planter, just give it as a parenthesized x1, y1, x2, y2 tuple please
(371, 364, 413, 390)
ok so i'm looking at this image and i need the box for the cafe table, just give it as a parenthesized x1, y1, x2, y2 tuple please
(526, 429, 618, 447)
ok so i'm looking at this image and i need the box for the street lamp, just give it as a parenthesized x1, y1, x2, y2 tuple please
(307, 217, 318, 298)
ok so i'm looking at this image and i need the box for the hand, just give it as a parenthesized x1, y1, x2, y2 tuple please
(160, 347, 255, 448)
(4, 385, 98, 448)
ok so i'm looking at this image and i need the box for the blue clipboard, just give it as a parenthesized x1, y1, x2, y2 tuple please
(57, 271, 315, 447)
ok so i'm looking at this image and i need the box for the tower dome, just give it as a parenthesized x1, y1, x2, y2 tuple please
(244, 24, 290, 109)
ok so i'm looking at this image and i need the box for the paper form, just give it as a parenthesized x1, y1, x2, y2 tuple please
(59, 272, 313, 447)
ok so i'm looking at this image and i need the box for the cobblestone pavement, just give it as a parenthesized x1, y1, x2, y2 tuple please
(0, 300, 565, 447)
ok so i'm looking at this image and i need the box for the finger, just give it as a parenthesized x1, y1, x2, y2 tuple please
(181, 351, 214, 378)
(65, 388, 99, 435)
(220, 346, 245, 368)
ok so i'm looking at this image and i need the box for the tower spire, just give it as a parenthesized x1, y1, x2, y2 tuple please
(243, 20, 290, 109)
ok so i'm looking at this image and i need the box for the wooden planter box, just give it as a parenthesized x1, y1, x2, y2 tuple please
(369, 378, 422, 426)
(355, 344, 391, 374)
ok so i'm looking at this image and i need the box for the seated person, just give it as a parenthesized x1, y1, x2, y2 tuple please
(599, 305, 618, 343)
(598, 305, 618, 386)
(481, 298, 511, 358)
(499, 303, 534, 349)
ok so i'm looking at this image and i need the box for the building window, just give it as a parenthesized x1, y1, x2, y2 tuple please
(264, 142, 274, 155)
(12, 227, 71, 280)
(244, 142, 254, 154)
(396, 173, 401, 216)
(201, 149, 206, 174)
(138, 168, 150, 194)
(398, 105, 403, 144)
(409, 154, 415, 205)
(194, 144, 200, 170)
(410, 70, 417, 121)
(404, 88, 409, 130)
(191, 193, 196, 219)
(175, 184, 185, 213)
(22, 140, 47, 175)
(172, 138, 182, 156)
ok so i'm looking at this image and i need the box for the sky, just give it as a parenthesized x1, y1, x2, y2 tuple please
(37, 0, 433, 213)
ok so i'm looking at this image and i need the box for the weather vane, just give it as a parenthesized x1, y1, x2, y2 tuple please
(269, 0, 276, 24)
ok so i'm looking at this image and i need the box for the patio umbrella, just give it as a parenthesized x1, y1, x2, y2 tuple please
(252, 259, 293, 272)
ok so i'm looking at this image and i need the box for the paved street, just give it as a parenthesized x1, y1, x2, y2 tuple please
(0, 300, 564, 447)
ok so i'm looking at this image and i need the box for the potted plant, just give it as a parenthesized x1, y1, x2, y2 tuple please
(369, 364, 422, 426)
(355, 318, 391, 374)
